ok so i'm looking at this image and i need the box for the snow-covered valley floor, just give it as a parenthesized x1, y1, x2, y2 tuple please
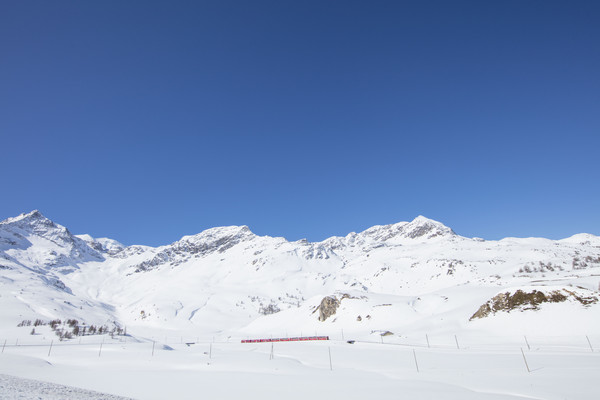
(1, 332, 598, 399)
(0, 373, 133, 400)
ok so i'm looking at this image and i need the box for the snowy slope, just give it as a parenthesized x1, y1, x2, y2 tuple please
(0, 373, 133, 400)
(0, 211, 122, 326)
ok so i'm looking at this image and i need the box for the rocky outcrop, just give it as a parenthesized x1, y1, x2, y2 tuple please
(470, 288, 599, 320)
(316, 296, 340, 321)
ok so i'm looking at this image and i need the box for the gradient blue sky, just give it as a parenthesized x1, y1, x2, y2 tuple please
(1, 1, 598, 246)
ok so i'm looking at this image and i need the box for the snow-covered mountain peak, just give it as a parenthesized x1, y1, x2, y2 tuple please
(1, 209, 75, 246)
(0, 210, 104, 270)
(175, 225, 258, 257)
(411, 215, 439, 225)
(401, 215, 456, 239)
(2, 209, 55, 229)
(1, 209, 44, 222)
(75, 234, 125, 256)
(129, 225, 259, 273)
(559, 233, 600, 245)
(180, 224, 255, 243)
(357, 215, 455, 243)
(358, 221, 407, 242)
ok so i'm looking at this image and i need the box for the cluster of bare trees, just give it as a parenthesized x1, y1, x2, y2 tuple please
(17, 319, 126, 341)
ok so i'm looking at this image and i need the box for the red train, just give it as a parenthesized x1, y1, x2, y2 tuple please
(241, 336, 329, 343)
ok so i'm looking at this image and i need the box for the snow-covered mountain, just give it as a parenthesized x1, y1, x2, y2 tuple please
(1, 210, 599, 338)
(0, 210, 105, 271)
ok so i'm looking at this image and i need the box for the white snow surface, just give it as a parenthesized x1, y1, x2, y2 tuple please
(1, 210, 599, 399)
(0, 373, 133, 400)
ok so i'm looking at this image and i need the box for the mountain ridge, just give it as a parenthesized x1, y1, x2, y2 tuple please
(1, 210, 599, 339)
(5, 210, 596, 252)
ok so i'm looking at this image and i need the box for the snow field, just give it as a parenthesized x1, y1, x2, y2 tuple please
(0, 373, 133, 400)
(1, 333, 599, 399)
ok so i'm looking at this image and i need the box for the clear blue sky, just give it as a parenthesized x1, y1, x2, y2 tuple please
(1, 1, 598, 246)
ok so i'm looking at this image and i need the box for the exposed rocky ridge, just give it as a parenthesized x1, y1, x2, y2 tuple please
(470, 288, 599, 320)
(131, 225, 257, 272)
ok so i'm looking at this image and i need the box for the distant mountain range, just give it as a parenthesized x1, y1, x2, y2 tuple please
(1, 210, 599, 337)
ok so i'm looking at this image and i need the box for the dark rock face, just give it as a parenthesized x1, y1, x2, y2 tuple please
(317, 296, 340, 321)
(470, 289, 599, 320)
